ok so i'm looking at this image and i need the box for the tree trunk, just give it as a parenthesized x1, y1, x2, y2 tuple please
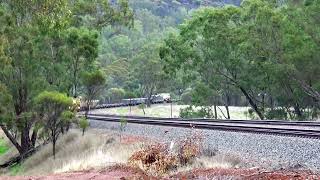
(85, 101, 91, 119)
(225, 106, 230, 119)
(239, 87, 264, 120)
(52, 138, 56, 159)
(214, 105, 217, 119)
(294, 104, 303, 120)
(225, 94, 231, 119)
(31, 129, 38, 147)
(146, 97, 152, 107)
(0, 125, 23, 154)
(82, 128, 85, 136)
(21, 127, 32, 154)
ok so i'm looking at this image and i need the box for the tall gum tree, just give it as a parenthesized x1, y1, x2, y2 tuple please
(0, 0, 133, 156)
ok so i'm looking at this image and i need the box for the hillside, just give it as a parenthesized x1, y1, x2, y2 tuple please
(152, 0, 242, 9)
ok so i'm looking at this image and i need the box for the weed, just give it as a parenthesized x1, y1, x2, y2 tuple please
(10, 164, 23, 176)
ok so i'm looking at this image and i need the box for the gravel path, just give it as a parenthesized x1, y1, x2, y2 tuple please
(89, 119, 320, 172)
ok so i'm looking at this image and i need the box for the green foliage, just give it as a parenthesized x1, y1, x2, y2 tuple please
(35, 91, 73, 158)
(161, 0, 320, 120)
(0, 139, 8, 155)
(0, 84, 14, 124)
(125, 91, 137, 99)
(81, 70, 106, 116)
(138, 103, 146, 115)
(180, 106, 213, 118)
(35, 91, 73, 108)
(0, 0, 133, 155)
(119, 118, 128, 131)
(82, 70, 106, 88)
(61, 111, 76, 121)
(9, 164, 23, 176)
(61, 110, 76, 130)
(99, 0, 190, 99)
(265, 109, 288, 120)
(106, 88, 126, 103)
(180, 89, 193, 105)
(79, 117, 89, 136)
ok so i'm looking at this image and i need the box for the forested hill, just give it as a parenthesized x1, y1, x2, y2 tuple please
(99, 0, 243, 98)
(147, 0, 242, 10)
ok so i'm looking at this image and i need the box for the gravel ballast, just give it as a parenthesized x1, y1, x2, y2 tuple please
(89, 119, 320, 172)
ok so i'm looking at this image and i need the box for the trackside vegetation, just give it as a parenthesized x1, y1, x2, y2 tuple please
(160, 0, 320, 120)
(0, 0, 133, 162)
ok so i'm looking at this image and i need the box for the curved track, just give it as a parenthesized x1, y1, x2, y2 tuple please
(88, 113, 320, 127)
(87, 114, 320, 139)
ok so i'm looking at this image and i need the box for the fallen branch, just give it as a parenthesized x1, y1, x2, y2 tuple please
(0, 145, 42, 168)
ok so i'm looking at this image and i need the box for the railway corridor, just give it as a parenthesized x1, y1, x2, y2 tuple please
(88, 114, 320, 172)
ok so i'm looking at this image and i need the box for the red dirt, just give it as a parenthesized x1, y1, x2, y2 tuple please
(120, 135, 147, 144)
(1, 166, 319, 180)
(173, 168, 320, 180)
(0, 165, 151, 180)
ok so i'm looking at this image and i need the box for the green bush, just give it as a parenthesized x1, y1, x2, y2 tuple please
(79, 117, 89, 136)
(265, 109, 288, 120)
(180, 106, 213, 118)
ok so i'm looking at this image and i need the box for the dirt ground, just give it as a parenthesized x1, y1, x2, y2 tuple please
(1, 166, 319, 180)
(1, 130, 319, 179)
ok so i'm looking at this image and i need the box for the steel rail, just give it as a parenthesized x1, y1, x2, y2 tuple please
(87, 113, 320, 127)
(87, 115, 320, 139)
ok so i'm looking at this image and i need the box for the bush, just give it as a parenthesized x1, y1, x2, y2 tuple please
(178, 133, 203, 165)
(79, 118, 89, 136)
(180, 106, 213, 118)
(265, 109, 288, 120)
(129, 144, 177, 175)
(129, 132, 204, 175)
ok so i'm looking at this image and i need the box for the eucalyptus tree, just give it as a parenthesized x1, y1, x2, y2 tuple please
(133, 43, 165, 107)
(160, 5, 267, 119)
(81, 70, 106, 118)
(0, 0, 133, 156)
(0, 0, 71, 155)
(161, 0, 320, 120)
(35, 91, 73, 159)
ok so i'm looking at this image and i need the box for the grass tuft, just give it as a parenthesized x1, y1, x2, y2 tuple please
(0, 138, 8, 155)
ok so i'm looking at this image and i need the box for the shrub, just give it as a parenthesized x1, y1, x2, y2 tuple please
(79, 117, 89, 136)
(35, 91, 73, 159)
(129, 132, 204, 175)
(265, 108, 288, 120)
(129, 144, 178, 175)
(180, 106, 213, 118)
(138, 103, 146, 115)
(178, 133, 203, 165)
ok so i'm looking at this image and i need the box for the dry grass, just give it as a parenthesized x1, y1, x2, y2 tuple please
(0, 129, 242, 177)
(176, 154, 241, 173)
(128, 132, 242, 176)
(0, 129, 146, 176)
(91, 104, 250, 119)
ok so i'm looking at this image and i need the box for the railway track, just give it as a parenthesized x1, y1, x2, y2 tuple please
(87, 114, 320, 139)
(88, 113, 320, 127)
